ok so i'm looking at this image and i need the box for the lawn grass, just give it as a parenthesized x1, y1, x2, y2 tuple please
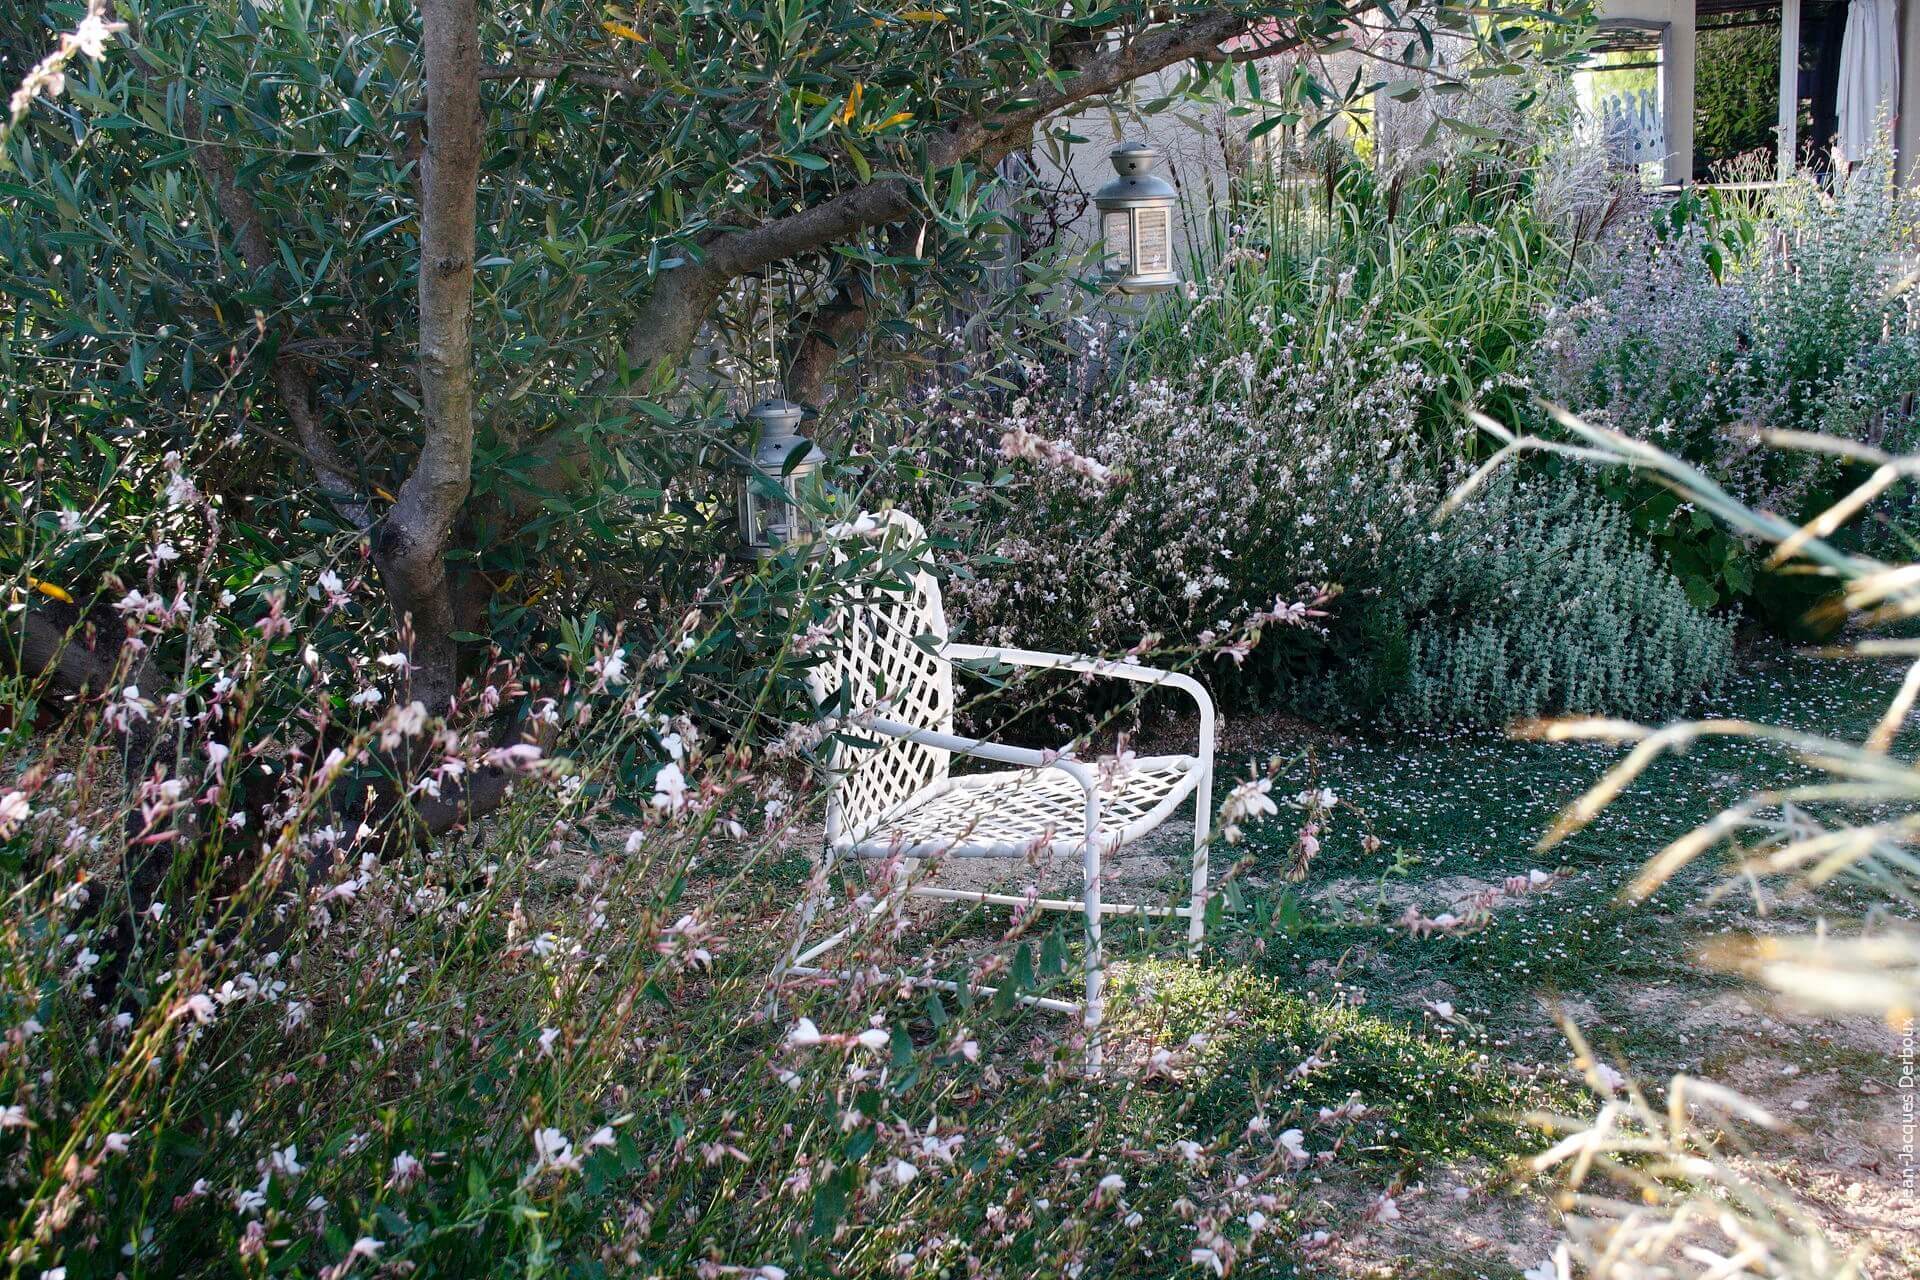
(1227, 645, 1908, 1083)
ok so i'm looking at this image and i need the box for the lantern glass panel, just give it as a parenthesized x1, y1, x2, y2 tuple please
(1134, 206, 1171, 275)
(767, 490, 797, 544)
(737, 483, 759, 549)
(1101, 209, 1131, 274)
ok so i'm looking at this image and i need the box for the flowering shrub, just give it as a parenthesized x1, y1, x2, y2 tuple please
(932, 151, 1724, 725)
(1533, 155, 1920, 614)
(938, 314, 1453, 717)
(1398, 475, 1734, 725)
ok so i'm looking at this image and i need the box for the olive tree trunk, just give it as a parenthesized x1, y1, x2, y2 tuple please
(373, 0, 483, 717)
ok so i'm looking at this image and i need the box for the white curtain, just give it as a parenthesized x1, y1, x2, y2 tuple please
(1836, 0, 1900, 165)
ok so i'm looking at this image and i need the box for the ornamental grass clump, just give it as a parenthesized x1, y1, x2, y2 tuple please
(1127, 145, 1578, 450)
(1460, 411, 1920, 1280)
(1398, 475, 1735, 726)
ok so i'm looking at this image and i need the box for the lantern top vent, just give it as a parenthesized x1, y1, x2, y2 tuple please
(744, 397, 819, 468)
(747, 396, 807, 435)
(1094, 143, 1176, 206)
(1109, 141, 1160, 176)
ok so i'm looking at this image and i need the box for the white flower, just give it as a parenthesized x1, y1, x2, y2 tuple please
(1191, 1247, 1225, 1276)
(375, 700, 429, 750)
(855, 1028, 890, 1053)
(531, 1127, 579, 1173)
(788, 1018, 824, 1048)
(486, 742, 545, 772)
(1174, 1139, 1204, 1163)
(71, 10, 126, 59)
(113, 589, 156, 617)
(1219, 776, 1279, 842)
(173, 992, 217, 1025)
(1278, 1128, 1308, 1163)
(593, 648, 629, 686)
(538, 1027, 561, 1057)
(1425, 999, 1455, 1020)
(0, 791, 30, 838)
(388, 1151, 423, 1189)
(652, 762, 690, 812)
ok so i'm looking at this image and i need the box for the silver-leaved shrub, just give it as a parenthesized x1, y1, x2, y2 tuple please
(1399, 475, 1735, 726)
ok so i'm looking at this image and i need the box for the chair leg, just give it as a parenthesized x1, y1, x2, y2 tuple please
(1082, 834, 1104, 1076)
(776, 841, 841, 1011)
(1187, 765, 1212, 957)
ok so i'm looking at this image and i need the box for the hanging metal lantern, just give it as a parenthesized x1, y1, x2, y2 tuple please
(1093, 141, 1180, 295)
(732, 397, 826, 560)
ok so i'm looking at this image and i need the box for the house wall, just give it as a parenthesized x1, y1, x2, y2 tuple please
(1040, 0, 1920, 257)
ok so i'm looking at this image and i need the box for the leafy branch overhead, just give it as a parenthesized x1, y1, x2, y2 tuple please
(0, 0, 1588, 818)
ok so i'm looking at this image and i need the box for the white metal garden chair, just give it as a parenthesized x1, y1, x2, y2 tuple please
(780, 510, 1216, 1072)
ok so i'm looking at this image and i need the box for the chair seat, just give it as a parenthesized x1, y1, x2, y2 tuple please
(837, 754, 1202, 859)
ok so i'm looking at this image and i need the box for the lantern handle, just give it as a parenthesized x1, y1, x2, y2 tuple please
(766, 262, 785, 405)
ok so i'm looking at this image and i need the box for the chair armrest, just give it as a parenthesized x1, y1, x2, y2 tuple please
(864, 716, 1098, 793)
(941, 644, 1216, 764)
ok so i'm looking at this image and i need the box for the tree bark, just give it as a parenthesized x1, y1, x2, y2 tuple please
(785, 272, 869, 409)
(375, 0, 484, 717)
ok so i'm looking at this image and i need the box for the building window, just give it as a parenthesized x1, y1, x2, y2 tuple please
(1576, 21, 1668, 182)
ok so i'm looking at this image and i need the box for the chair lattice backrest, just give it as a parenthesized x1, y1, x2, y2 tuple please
(806, 511, 953, 844)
